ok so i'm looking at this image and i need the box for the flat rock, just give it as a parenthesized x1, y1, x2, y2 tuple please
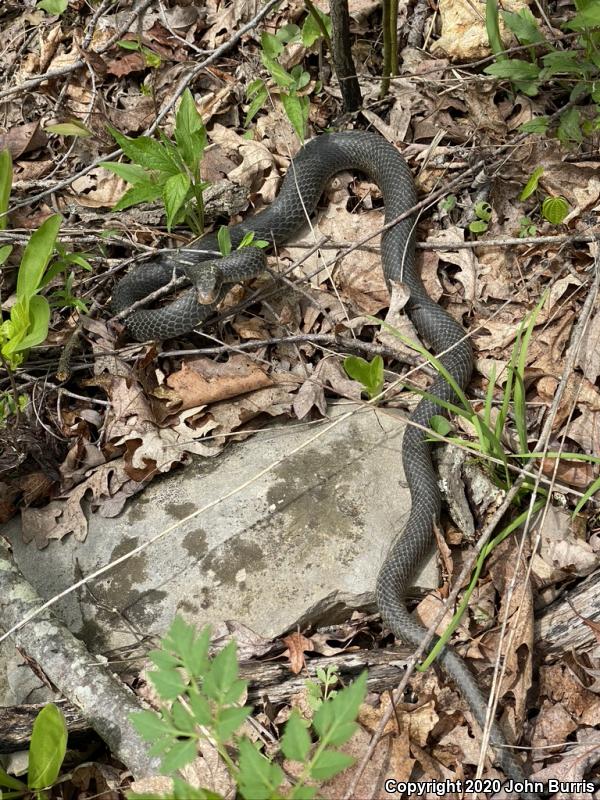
(2, 402, 438, 704)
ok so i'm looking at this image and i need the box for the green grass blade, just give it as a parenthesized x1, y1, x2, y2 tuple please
(486, 0, 505, 57)
(374, 317, 472, 413)
(572, 475, 600, 516)
(0, 149, 12, 231)
(418, 496, 545, 670)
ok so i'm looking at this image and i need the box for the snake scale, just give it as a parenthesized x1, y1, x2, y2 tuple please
(113, 131, 531, 787)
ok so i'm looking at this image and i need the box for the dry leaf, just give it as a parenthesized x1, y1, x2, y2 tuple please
(166, 355, 273, 410)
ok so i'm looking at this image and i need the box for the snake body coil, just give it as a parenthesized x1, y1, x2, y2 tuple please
(113, 131, 529, 785)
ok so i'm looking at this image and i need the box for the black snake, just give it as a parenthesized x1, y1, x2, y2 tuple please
(113, 131, 531, 787)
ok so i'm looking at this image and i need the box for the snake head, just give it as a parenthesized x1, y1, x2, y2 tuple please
(193, 262, 223, 305)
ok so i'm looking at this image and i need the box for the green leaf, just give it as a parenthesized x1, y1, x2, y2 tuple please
(218, 225, 232, 256)
(101, 161, 151, 185)
(190, 626, 211, 675)
(45, 120, 92, 138)
(11, 295, 50, 352)
(281, 93, 309, 141)
(244, 85, 268, 126)
(301, 7, 331, 46)
(172, 700, 197, 734)
(558, 107, 583, 144)
(162, 616, 196, 660)
(541, 196, 569, 224)
(474, 201, 492, 221)
(203, 640, 238, 703)
(541, 51, 593, 79)
(148, 649, 180, 670)
(214, 705, 251, 741)
(130, 710, 170, 741)
(150, 667, 187, 700)
(117, 39, 141, 51)
(163, 173, 191, 231)
(107, 126, 179, 174)
(27, 704, 67, 791)
(485, 0, 504, 57)
(501, 8, 543, 45)
(174, 89, 206, 171)
(290, 786, 318, 800)
(313, 671, 366, 746)
(16, 214, 61, 301)
(0, 766, 27, 791)
(143, 47, 161, 68)
(343, 355, 384, 399)
(566, 5, 600, 29)
(281, 710, 311, 761)
(519, 116, 549, 134)
(0, 149, 13, 231)
(0, 244, 12, 265)
(484, 59, 540, 81)
(573, 474, 600, 516)
(260, 52, 295, 88)
(247, 79, 266, 98)
(37, 0, 68, 13)
(277, 23, 301, 44)
(161, 739, 198, 774)
(469, 219, 488, 234)
(309, 748, 354, 781)
(112, 181, 163, 212)
(188, 692, 212, 726)
(519, 166, 544, 201)
(260, 31, 283, 59)
(237, 738, 284, 800)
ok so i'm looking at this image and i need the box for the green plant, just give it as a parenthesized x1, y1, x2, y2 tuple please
(102, 89, 209, 235)
(117, 38, 162, 69)
(0, 703, 68, 799)
(0, 390, 28, 426)
(484, 0, 600, 142)
(468, 201, 492, 235)
(44, 243, 93, 313)
(0, 214, 62, 370)
(518, 216, 537, 237)
(44, 120, 93, 138)
(519, 167, 571, 226)
(36, 0, 68, 14)
(245, 12, 331, 140)
(371, 296, 599, 667)
(305, 664, 340, 711)
(343, 354, 384, 400)
(129, 617, 367, 799)
(438, 194, 457, 214)
(0, 148, 12, 265)
(216, 226, 269, 257)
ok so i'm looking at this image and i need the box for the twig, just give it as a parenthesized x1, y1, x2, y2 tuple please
(158, 333, 427, 370)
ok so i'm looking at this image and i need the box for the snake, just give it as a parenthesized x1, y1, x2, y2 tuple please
(112, 130, 531, 788)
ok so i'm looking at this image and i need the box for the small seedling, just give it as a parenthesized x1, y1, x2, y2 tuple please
(343, 354, 384, 400)
(117, 38, 162, 69)
(0, 703, 68, 798)
(468, 201, 492, 235)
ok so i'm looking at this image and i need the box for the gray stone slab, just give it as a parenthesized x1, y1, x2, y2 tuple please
(2, 402, 439, 697)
